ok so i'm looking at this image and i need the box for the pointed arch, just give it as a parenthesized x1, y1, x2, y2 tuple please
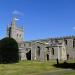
(73, 39, 75, 48)
(51, 48, 54, 55)
(36, 46, 40, 56)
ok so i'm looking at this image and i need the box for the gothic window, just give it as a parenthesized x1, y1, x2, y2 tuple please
(64, 39, 67, 45)
(73, 39, 75, 48)
(17, 34, 18, 37)
(51, 48, 54, 55)
(8, 27, 11, 38)
(37, 46, 40, 56)
(46, 47, 49, 53)
(47, 54, 49, 60)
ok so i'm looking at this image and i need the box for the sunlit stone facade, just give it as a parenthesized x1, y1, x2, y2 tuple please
(7, 17, 75, 61)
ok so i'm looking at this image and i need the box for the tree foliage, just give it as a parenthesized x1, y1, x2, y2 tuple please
(0, 37, 19, 63)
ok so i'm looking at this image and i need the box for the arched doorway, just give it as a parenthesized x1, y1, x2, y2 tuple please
(26, 50, 31, 60)
(37, 46, 40, 56)
(36, 46, 41, 60)
(46, 47, 50, 61)
(51, 48, 54, 55)
(47, 54, 49, 61)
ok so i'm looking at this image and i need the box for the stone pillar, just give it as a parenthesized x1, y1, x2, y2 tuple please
(31, 43, 36, 60)
(57, 45, 60, 60)
(44, 47, 47, 61)
(49, 47, 52, 60)
(34, 47, 36, 60)
(40, 45, 45, 61)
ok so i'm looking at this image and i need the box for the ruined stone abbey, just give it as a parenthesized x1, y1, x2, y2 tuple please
(7, 17, 75, 61)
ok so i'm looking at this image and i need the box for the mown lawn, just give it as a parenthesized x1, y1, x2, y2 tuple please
(63, 71, 75, 75)
(0, 60, 75, 75)
(0, 60, 59, 75)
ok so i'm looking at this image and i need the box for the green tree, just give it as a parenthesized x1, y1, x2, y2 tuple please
(0, 37, 19, 63)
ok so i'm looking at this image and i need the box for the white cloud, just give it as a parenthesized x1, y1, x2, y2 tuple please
(14, 17, 20, 21)
(12, 10, 24, 16)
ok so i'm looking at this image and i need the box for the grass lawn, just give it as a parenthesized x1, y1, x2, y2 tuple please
(0, 60, 59, 75)
(0, 60, 75, 75)
(63, 71, 75, 75)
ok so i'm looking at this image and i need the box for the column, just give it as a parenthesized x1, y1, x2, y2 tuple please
(57, 45, 60, 60)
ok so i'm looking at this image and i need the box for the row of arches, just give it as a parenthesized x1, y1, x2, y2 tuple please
(25, 46, 55, 61)
(36, 46, 55, 57)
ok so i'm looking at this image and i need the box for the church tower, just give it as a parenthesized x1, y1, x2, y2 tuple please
(7, 17, 23, 43)
(7, 17, 26, 60)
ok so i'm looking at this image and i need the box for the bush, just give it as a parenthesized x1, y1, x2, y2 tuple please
(0, 37, 19, 63)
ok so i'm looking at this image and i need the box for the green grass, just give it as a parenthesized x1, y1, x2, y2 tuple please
(0, 60, 75, 75)
(63, 71, 75, 75)
(0, 60, 59, 75)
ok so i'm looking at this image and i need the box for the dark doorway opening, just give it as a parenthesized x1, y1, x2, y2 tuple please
(37, 46, 40, 56)
(26, 50, 31, 60)
(67, 54, 69, 60)
(47, 54, 49, 61)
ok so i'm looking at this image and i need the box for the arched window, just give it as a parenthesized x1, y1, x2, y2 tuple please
(64, 39, 67, 45)
(17, 34, 18, 37)
(8, 27, 11, 38)
(51, 48, 54, 55)
(73, 39, 75, 48)
(37, 46, 40, 56)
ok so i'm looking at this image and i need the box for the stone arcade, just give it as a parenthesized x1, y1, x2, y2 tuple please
(7, 17, 75, 61)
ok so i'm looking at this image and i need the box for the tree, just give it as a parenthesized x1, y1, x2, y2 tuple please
(0, 37, 19, 63)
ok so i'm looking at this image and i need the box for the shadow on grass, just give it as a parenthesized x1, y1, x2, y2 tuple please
(53, 62, 75, 70)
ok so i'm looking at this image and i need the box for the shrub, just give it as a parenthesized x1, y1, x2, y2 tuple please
(0, 37, 19, 63)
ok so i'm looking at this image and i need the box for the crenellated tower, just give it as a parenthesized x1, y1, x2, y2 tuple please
(7, 17, 23, 43)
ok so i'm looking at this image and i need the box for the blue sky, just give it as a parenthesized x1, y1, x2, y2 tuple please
(0, 0, 75, 41)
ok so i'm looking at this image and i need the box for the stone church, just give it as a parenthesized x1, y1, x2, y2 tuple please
(7, 17, 75, 61)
